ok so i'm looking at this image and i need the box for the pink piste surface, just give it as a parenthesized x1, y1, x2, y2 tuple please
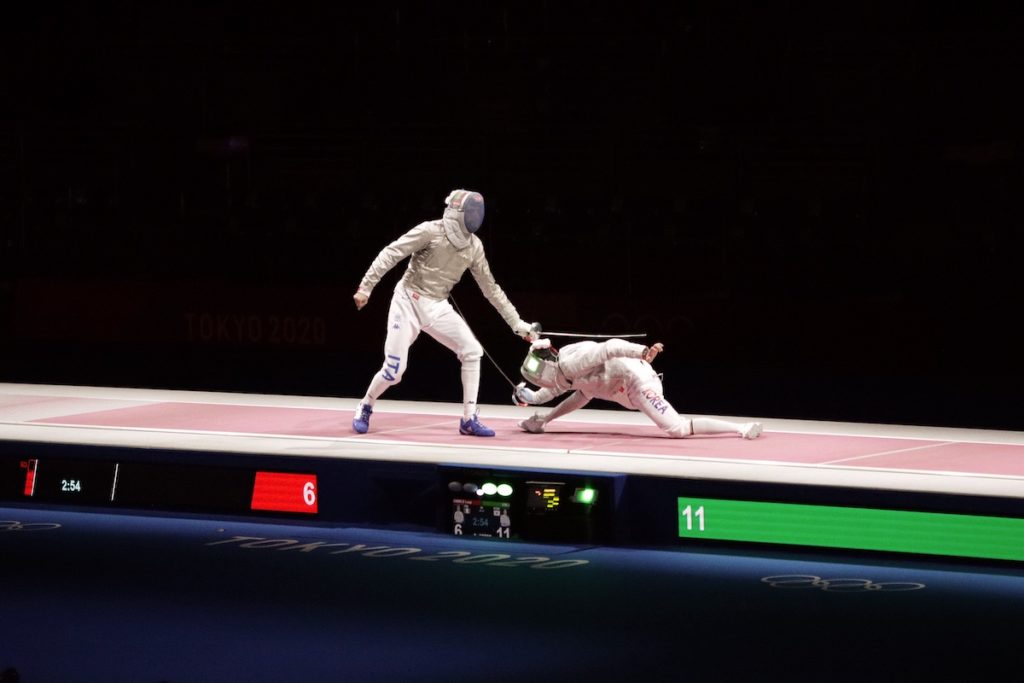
(28, 400, 1024, 476)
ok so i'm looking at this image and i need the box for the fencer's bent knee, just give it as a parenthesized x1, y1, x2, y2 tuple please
(664, 417, 693, 438)
(459, 342, 483, 364)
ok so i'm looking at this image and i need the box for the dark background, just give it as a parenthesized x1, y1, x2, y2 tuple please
(1, 2, 1022, 429)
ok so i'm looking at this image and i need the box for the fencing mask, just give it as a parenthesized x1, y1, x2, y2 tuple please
(444, 189, 485, 234)
(520, 339, 569, 392)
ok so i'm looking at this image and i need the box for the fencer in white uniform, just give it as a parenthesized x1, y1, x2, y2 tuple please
(514, 338, 762, 439)
(352, 189, 539, 436)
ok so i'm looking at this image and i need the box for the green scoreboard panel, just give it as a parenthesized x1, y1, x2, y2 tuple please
(678, 497, 1024, 562)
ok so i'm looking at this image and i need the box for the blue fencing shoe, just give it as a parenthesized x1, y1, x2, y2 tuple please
(352, 403, 373, 434)
(459, 414, 495, 437)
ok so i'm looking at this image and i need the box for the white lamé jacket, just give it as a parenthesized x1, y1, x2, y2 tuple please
(530, 339, 657, 409)
(357, 214, 525, 333)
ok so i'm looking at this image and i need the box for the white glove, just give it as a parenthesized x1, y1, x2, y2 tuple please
(512, 382, 537, 406)
(513, 320, 541, 341)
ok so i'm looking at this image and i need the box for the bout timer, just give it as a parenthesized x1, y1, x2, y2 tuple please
(453, 497, 512, 538)
(21, 458, 118, 504)
(10, 456, 319, 516)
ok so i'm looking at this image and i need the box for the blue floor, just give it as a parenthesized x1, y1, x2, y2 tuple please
(2, 505, 1022, 682)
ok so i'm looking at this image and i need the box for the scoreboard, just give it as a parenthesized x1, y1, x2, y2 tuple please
(4, 448, 1023, 562)
(4, 456, 319, 516)
(1, 452, 622, 544)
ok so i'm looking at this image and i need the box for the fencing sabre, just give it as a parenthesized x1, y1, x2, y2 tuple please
(448, 298, 647, 390)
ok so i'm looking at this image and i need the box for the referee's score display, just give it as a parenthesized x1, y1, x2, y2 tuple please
(442, 465, 611, 543)
(15, 458, 319, 515)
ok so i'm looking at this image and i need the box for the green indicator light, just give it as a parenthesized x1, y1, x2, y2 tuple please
(573, 488, 597, 504)
(677, 497, 1024, 562)
(480, 483, 498, 496)
(497, 484, 513, 497)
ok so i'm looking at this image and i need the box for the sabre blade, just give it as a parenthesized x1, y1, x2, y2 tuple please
(542, 331, 647, 339)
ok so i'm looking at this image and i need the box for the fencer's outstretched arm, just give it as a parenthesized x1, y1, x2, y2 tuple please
(541, 391, 591, 421)
(514, 383, 567, 406)
(468, 253, 537, 339)
(516, 390, 592, 434)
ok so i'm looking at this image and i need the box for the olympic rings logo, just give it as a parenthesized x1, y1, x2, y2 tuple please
(761, 574, 926, 592)
(0, 520, 62, 532)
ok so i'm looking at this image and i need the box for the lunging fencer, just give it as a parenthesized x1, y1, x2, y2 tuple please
(352, 189, 539, 437)
(514, 338, 763, 439)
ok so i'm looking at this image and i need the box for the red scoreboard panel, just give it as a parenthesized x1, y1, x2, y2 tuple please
(251, 471, 318, 514)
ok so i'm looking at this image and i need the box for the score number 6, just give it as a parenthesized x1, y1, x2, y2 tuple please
(303, 481, 317, 507)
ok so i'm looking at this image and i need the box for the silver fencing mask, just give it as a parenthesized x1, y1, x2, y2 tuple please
(445, 189, 485, 233)
(520, 339, 568, 391)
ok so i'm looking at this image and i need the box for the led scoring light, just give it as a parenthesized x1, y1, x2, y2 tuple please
(572, 487, 597, 505)
(476, 482, 513, 497)
(21, 459, 38, 497)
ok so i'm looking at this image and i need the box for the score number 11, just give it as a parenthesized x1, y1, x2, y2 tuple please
(680, 504, 705, 532)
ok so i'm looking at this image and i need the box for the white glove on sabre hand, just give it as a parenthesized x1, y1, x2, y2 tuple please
(513, 320, 542, 342)
(512, 382, 537, 407)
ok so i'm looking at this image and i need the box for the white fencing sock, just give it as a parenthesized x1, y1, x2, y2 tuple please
(462, 360, 481, 420)
(692, 417, 745, 436)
